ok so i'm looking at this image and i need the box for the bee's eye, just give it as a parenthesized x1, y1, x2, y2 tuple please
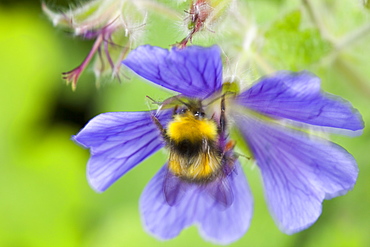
(194, 111, 205, 118)
(180, 108, 188, 114)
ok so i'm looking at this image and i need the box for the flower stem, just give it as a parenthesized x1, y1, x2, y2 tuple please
(62, 33, 104, 90)
(334, 56, 370, 98)
(335, 22, 370, 51)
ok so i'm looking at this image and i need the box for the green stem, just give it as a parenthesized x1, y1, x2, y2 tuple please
(334, 56, 370, 98)
(301, 0, 334, 43)
(335, 22, 370, 51)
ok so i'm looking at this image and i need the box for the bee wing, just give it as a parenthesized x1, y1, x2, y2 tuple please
(73, 110, 172, 192)
(197, 163, 253, 244)
(204, 174, 234, 209)
(140, 165, 198, 239)
(123, 45, 223, 99)
(163, 168, 189, 206)
(140, 162, 253, 244)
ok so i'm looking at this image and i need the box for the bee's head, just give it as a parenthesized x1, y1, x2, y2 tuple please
(152, 95, 208, 120)
(178, 107, 206, 119)
(176, 100, 206, 119)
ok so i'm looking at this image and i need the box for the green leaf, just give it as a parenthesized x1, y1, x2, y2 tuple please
(262, 10, 332, 70)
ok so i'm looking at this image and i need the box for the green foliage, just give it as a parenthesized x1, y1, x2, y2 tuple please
(263, 10, 332, 70)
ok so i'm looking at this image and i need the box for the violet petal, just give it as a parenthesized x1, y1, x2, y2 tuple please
(236, 71, 363, 132)
(73, 110, 172, 192)
(123, 45, 223, 99)
(140, 162, 252, 244)
(234, 114, 358, 234)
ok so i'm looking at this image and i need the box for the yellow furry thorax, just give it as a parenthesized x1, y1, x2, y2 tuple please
(166, 112, 218, 143)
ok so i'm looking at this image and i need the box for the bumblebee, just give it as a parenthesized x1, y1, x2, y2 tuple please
(151, 96, 236, 206)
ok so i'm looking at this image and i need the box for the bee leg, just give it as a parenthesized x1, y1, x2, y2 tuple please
(219, 96, 226, 134)
(173, 105, 178, 115)
(150, 115, 167, 140)
(234, 152, 251, 161)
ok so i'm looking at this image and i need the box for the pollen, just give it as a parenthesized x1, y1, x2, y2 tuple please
(167, 115, 218, 143)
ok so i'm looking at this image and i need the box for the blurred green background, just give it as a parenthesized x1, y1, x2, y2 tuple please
(1, 0, 369, 246)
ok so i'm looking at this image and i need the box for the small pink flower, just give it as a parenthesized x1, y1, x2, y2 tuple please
(43, 0, 147, 89)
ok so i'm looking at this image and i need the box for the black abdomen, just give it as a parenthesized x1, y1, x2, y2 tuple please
(171, 139, 202, 158)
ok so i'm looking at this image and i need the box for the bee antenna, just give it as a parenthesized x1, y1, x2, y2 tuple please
(204, 93, 227, 107)
(146, 96, 165, 115)
(146, 95, 162, 105)
(174, 96, 192, 109)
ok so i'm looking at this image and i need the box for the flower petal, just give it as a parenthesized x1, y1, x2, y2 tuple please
(236, 71, 363, 132)
(73, 110, 172, 192)
(123, 45, 223, 99)
(140, 162, 253, 244)
(197, 164, 252, 244)
(234, 114, 358, 234)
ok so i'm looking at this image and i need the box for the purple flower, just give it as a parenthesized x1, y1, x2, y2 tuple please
(74, 45, 363, 244)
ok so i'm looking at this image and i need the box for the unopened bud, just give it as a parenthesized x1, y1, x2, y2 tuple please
(177, 0, 234, 48)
